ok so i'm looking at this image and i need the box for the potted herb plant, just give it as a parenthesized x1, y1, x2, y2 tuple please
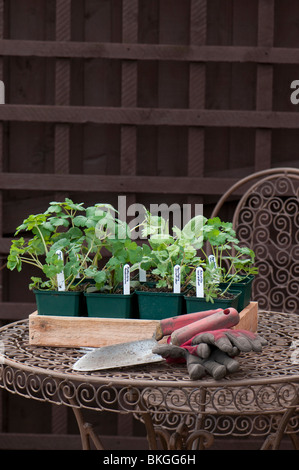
(7, 199, 112, 316)
(83, 216, 143, 318)
(184, 261, 242, 313)
(204, 217, 257, 310)
(185, 217, 257, 312)
(135, 211, 205, 319)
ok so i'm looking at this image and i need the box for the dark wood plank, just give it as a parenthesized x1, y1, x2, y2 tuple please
(187, 0, 207, 209)
(0, 302, 36, 319)
(255, 0, 274, 171)
(54, 0, 71, 176)
(2, 40, 299, 64)
(121, 0, 138, 220)
(0, 172, 240, 196)
(121, 0, 138, 177)
(1, 105, 299, 128)
(0, 432, 150, 450)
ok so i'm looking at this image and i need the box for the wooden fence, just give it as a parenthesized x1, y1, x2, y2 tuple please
(0, 0, 298, 450)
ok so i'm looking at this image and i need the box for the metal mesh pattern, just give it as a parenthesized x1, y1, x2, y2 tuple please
(0, 311, 299, 441)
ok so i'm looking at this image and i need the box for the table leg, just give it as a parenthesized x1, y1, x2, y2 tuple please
(261, 394, 299, 450)
(169, 421, 214, 450)
(68, 398, 105, 450)
(191, 387, 207, 450)
(146, 418, 214, 450)
(138, 401, 214, 450)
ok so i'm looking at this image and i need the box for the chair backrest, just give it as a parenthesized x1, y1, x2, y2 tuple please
(211, 168, 299, 313)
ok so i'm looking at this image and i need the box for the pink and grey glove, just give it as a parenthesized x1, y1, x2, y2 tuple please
(153, 329, 267, 380)
(152, 343, 240, 380)
(186, 328, 268, 358)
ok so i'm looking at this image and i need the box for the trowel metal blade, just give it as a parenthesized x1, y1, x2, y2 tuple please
(72, 338, 164, 372)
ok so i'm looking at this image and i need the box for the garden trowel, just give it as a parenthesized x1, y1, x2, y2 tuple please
(72, 337, 163, 371)
(72, 307, 239, 372)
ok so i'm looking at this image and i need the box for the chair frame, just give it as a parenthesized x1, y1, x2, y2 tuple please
(211, 167, 299, 219)
(211, 167, 299, 313)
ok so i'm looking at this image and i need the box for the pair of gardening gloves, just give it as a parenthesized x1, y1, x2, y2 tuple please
(153, 326, 268, 381)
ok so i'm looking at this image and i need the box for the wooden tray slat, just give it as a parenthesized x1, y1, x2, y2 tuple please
(29, 302, 258, 348)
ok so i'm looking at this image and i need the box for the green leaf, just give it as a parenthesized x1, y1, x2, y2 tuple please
(50, 217, 69, 228)
(7, 254, 22, 271)
(66, 226, 84, 240)
(49, 238, 69, 253)
(29, 277, 43, 290)
(27, 238, 45, 256)
(41, 221, 55, 232)
(128, 245, 143, 264)
(15, 213, 48, 234)
(42, 261, 64, 279)
(149, 234, 174, 249)
(63, 198, 85, 212)
(93, 271, 106, 284)
(45, 204, 63, 214)
(167, 244, 180, 258)
(95, 203, 118, 213)
(180, 215, 206, 240)
(73, 215, 88, 227)
(156, 279, 167, 288)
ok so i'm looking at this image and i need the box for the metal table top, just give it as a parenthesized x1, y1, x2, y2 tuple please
(0, 311, 299, 446)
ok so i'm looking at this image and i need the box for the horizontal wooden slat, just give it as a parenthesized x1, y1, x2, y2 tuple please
(0, 432, 293, 451)
(0, 433, 82, 450)
(1, 105, 299, 128)
(1, 39, 299, 64)
(0, 173, 238, 194)
(0, 302, 36, 319)
(0, 432, 148, 450)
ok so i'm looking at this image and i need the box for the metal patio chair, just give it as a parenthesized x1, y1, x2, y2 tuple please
(211, 167, 299, 314)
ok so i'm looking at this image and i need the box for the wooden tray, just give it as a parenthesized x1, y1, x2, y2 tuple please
(28, 302, 258, 348)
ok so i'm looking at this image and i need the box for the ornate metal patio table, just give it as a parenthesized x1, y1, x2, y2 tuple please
(0, 310, 299, 450)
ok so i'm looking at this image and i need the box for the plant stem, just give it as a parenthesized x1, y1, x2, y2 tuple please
(199, 246, 209, 262)
(183, 265, 196, 290)
(35, 225, 48, 255)
(67, 237, 95, 291)
(19, 257, 41, 268)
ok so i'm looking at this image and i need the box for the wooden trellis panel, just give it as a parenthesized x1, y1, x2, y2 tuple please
(0, 0, 298, 450)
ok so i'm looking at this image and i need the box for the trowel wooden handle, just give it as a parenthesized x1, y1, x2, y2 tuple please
(170, 308, 240, 346)
(155, 308, 223, 341)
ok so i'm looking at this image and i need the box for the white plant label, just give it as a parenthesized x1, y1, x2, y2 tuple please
(123, 264, 130, 295)
(196, 267, 204, 298)
(76, 254, 80, 278)
(290, 340, 299, 364)
(56, 250, 65, 291)
(208, 254, 216, 268)
(173, 265, 181, 293)
(0, 81, 4, 104)
(139, 268, 146, 282)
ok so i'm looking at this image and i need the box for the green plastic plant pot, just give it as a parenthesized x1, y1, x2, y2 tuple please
(219, 275, 254, 311)
(136, 290, 185, 320)
(184, 290, 241, 314)
(84, 292, 134, 318)
(34, 289, 83, 316)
